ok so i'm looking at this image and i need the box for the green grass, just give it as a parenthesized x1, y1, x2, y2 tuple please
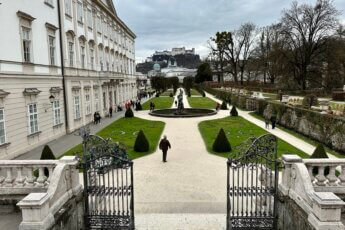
(161, 89, 174, 96)
(64, 117, 165, 159)
(188, 97, 218, 109)
(190, 88, 201, 96)
(198, 116, 309, 159)
(142, 97, 174, 110)
(249, 112, 345, 158)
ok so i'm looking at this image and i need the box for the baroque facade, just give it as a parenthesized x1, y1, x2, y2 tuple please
(0, 0, 137, 160)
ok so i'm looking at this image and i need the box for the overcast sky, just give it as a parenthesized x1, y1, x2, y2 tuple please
(114, 0, 345, 63)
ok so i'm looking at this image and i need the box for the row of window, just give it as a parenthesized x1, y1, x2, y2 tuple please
(21, 25, 57, 65)
(21, 23, 134, 73)
(73, 89, 103, 120)
(0, 101, 61, 145)
(64, 0, 134, 52)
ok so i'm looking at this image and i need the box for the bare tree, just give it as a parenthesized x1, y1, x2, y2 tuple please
(209, 22, 257, 85)
(280, 0, 339, 89)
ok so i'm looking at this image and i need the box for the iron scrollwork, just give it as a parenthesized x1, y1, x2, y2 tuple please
(227, 134, 279, 230)
(77, 126, 135, 230)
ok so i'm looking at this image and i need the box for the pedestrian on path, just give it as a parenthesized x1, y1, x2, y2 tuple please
(265, 117, 270, 129)
(159, 135, 171, 163)
(271, 115, 277, 129)
(109, 107, 113, 117)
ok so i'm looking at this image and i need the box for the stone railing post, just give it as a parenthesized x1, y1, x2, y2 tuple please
(279, 154, 302, 196)
(17, 193, 53, 230)
(59, 156, 80, 191)
(309, 192, 345, 230)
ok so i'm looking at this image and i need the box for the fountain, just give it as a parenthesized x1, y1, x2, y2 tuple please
(149, 89, 217, 118)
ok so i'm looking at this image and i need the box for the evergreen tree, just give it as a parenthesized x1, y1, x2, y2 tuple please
(220, 101, 228, 110)
(212, 128, 231, 152)
(40, 145, 55, 177)
(134, 130, 150, 152)
(125, 108, 134, 118)
(230, 106, 238, 116)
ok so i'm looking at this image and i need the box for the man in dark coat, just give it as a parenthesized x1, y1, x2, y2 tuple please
(159, 135, 171, 163)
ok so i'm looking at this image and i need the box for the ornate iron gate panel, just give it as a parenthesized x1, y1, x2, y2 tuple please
(79, 128, 135, 230)
(227, 134, 279, 230)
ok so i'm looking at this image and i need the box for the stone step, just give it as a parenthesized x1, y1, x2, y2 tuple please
(135, 214, 226, 230)
(135, 202, 226, 214)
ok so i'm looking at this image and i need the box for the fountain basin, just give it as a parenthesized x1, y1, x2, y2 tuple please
(149, 108, 217, 118)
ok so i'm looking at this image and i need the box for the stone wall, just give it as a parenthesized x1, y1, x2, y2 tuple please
(203, 86, 345, 153)
(277, 191, 315, 230)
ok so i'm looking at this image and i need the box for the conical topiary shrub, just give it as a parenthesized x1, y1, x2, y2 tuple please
(125, 108, 134, 118)
(220, 101, 228, 110)
(310, 144, 329, 175)
(41, 145, 55, 177)
(230, 106, 238, 116)
(136, 102, 142, 111)
(41, 145, 55, 160)
(134, 130, 149, 152)
(311, 144, 328, 158)
(212, 128, 231, 153)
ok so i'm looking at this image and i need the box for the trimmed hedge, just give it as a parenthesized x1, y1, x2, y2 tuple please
(41, 145, 55, 177)
(220, 101, 228, 110)
(202, 85, 345, 154)
(212, 128, 231, 152)
(125, 108, 134, 118)
(134, 130, 150, 152)
(230, 106, 238, 116)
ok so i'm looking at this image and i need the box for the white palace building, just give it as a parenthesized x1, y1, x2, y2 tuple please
(0, 0, 137, 160)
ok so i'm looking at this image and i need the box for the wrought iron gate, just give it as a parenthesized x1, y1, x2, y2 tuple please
(79, 128, 135, 230)
(227, 134, 279, 230)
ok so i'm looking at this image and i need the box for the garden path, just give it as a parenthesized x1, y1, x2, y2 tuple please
(204, 91, 337, 159)
(134, 89, 229, 229)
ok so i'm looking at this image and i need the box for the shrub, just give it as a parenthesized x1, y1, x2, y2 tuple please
(188, 92, 191, 97)
(41, 145, 55, 177)
(169, 92, 174, 97)
(310, 144, 329, 175)
(212, 128, 231, 153)
(134, 130, 150, 152)
(125, 108, 134, 118)
(156, 93, 160, 97)
(202, 91, 206, 97)
(41, 145, 55, 160)
(311, 144, 328, 159)
(302, 94, 318, 108)
(230, 106, 238, 116)
(220, 101, 228, 110)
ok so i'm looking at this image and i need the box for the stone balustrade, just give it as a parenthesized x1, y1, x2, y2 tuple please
(0, 156, 83, 230)
(279, 155, 345, 230)
(303, 159, 345, 197)
(0, 160, 57, 196)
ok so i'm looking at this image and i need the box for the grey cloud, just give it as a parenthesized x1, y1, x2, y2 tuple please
(114, 0, 345, 62)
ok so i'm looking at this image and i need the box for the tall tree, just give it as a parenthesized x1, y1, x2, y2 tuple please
(195, 62, 213, 83)
(280, 0, 339, 89)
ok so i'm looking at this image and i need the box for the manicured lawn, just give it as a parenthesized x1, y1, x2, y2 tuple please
(249, 112, 345, 158)
(161, 89, 175, 96)
(64, 117, 165, 159)
(190, 88, 201, 96)
(142, 97, 174, 110)
(188, 97, 218, 109)
(198, 116, 309, 159)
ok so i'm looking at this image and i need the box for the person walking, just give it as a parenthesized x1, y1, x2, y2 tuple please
(265, 117, 270, 129)
(159, 135, 171, 163)
(271, 115, 277, 129)
(109, 106, 113, 117)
